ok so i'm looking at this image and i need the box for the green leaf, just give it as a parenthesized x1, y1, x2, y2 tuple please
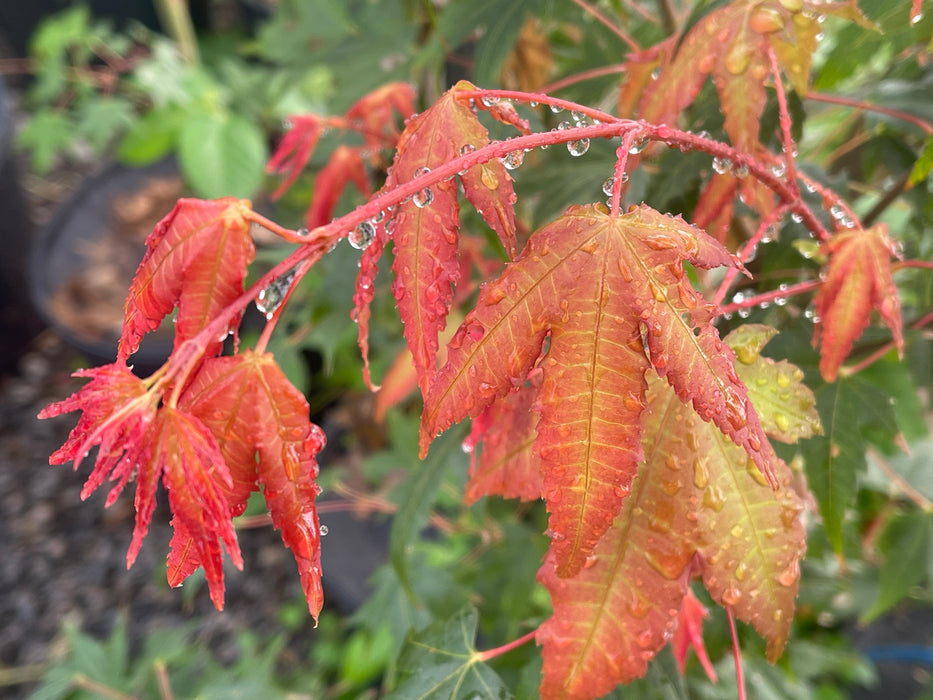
(75, 96, 136, 154)
(117, 107, 184, 165)
(725, 325, 822, 444)
(799, 375, 897, 551)
(16, 109, 75, 173)
(863, 510, 933, 623)
(909, 134, 933, 186)
(177, 110, 268, 198)
(389, 423, 468, 595)
(387, 607, 512, 700)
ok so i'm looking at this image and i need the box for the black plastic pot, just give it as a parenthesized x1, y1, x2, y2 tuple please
(0, 77, 42, 374)
(28, 158, 181, 372)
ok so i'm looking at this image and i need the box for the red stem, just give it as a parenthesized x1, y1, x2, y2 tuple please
(610, 133, 636, 217)
(717, 279, 822, 317)
(806, 90, 933, 135)
(767, 47, 800, 200)
(542, 64, 628, 94)
(474, 629, 538, 663)
(568, 0, 641, 52)
(726, 607, 747, 700)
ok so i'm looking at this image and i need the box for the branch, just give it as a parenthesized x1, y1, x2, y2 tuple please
(568, 0, 641, 52)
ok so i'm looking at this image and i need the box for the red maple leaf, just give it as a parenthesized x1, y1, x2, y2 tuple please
(353, 80, 518, 396)
(119, 198, 256, 361)
(813, 224, 904, 381)
(266, 115, 325, 199)
(305, 145, 371, 229)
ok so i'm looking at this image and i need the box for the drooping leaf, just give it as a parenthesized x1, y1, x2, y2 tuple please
(536, 378, 697, 698)
(636, 0, 874, 152)
(726, 324, 822, 443)
(463, 382, 542, 504)
(118, 198, 256, 361)
(356, 80, 517, 397)
(671, 589, 717, 681)
(387, 607, 512, 700)
(536, 376, 805, 700)
(179, 351, 326, 620)
(424, 203, 776, 577)
(812, 224, 904, 382)
(267, 114, 325, 198)
(305, 144, 371, 229)
(151, 407, 242, 610)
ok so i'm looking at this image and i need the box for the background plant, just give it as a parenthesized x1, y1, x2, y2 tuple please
(29, 0, 933, 698)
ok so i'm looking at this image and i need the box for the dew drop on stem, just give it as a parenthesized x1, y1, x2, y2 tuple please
(550, 104, 564, 114)
(481, 95, 499, 107)
(501, 150, 524, 170)
(256, 266, 299, 319)
(413, 188, 434, 207)
(567, 139, 590, 157)
(628, 136, 648, 154)
(712, 156, 732, 174)
(348, 221, 376, 250)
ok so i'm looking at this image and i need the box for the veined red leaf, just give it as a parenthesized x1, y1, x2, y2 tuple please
(306, 145, 371, 229)
(344, 81, 416, 159)
(693, 173, 738, 244)
(536, 374, 805, 699)
(424, 204, 774, 576)
(637, 0, 873, 152)
(179, 351, 326, 620)
(813, 224, 904, 382)
(463, 383, 542, 504)
(119, 198, 255, 361)
(267, 114, 325, 199)
(152, 407, 242, 610)
(370, 80, 517, 396)
(536, 377, 699, 699)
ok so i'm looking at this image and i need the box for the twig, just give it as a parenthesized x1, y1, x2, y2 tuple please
(474, 629, 538, 663)
(568, 0, 641, 52)
(868, 447, 933, 512)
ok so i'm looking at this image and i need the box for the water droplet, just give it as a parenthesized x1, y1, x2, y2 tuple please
(602, 176, 615, 197)
(777, 560, 800, 586)
(319, 524, 329, 536)
(722, 586, 742, 606)
(295, 226, 310, 237)
(628, 136, 649, 154)
(712, 157, 732, 174)
(567, 138, 590, 157)
(911, 10, 924, 24)
(413, 187, 433, 208)
(256, 267, 299, 319)
(774, 413, 790, 432)
(703, 484, 726, 512)
(550, 104, 564, 114)
(636, 630, 654, 648)
(557, 120, 572, 131)
(733, 162, 749, 179)
(481, 95, 500, 107)
(571, 110, 586, 122)
(735, 562, 749, 581)
(693, 457, 710, 489)
(501, 149, 524, 170)
(348, 220, 376, 250)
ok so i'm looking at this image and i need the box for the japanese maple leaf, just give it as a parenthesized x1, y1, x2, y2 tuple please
(119, 198, 255, 361)
(178, 351, 326, 620)
(463, 382, 543, 505)
(536, 373, 806, 700)
(344, 81, 416, 160)
(267, 115, 325, 198)
(305, 145, 371, 229)
(353, 80, 518, 396)
(671, 589, 717, 681)
(812, 224, 904, 382)
(423, 203, 776, 577)
(39, 364, 242, 609)
(635, 0, 872, 153)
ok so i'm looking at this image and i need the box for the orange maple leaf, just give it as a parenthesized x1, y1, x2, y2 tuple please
(119, 198, 255, 362)
(813, 224, 904, 382)
(423, 203, 777, 577)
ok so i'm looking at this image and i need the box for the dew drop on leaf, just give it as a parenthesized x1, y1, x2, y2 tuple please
(722, 586, 742, 605)
(693, 457, 710, 489)
(413, 187, 433, 208)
